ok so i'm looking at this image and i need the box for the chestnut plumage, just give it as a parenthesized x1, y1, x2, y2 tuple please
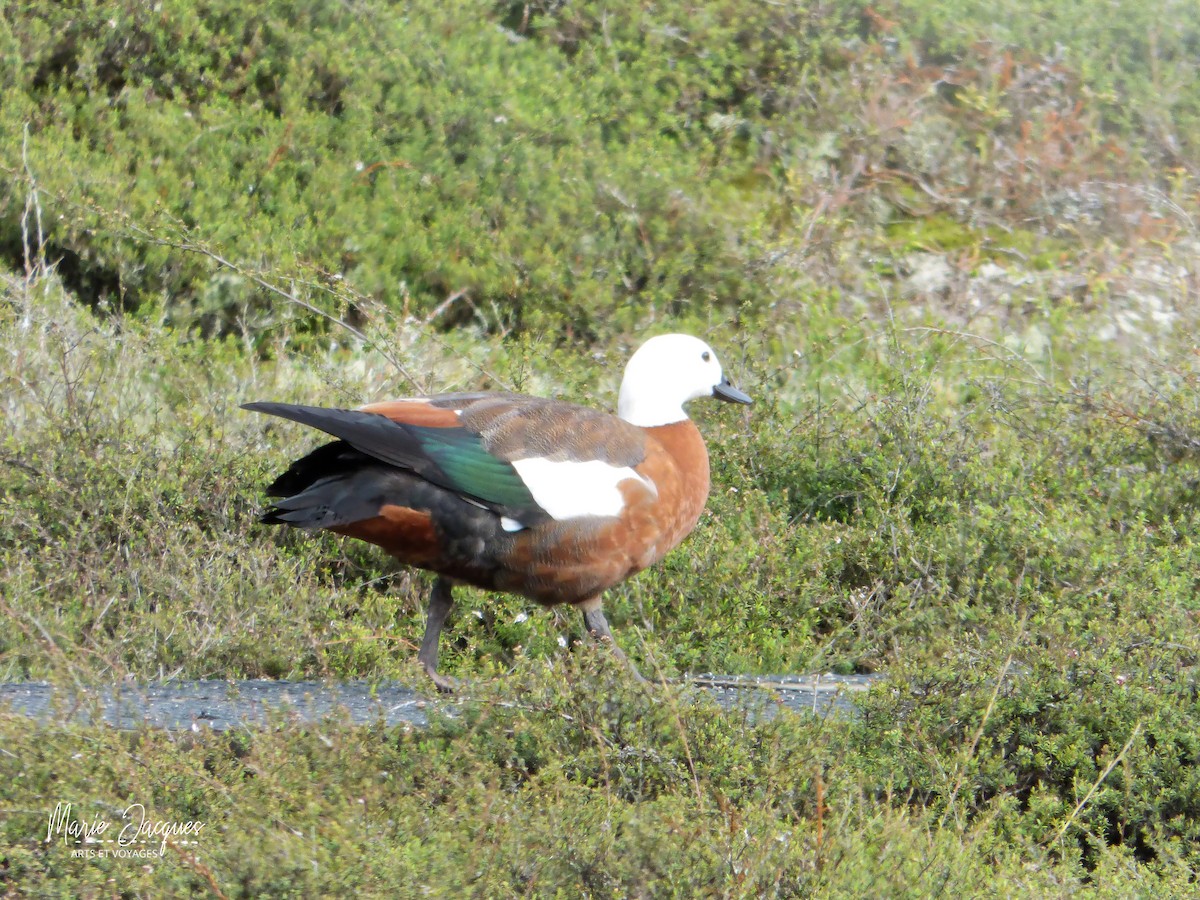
(244, 333, 750, 689)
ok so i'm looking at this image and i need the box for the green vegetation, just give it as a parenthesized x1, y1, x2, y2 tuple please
(3, 0, 1200, 894)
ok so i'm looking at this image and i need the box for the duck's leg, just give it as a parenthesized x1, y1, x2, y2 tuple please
(580, 602, 647, 683)
(417, 577, 457, 692)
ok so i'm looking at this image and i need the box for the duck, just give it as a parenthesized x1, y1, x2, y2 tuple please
(243, 333, 751, 690)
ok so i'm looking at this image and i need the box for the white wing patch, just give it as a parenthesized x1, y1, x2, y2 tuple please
(511, 457, 657, 520)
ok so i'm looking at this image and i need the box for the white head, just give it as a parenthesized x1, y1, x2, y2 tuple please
(617, 333, 751, 427)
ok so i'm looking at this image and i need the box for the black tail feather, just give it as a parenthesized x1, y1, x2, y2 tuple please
(253, 439, 381, 527)
(263, 440, 368, 497)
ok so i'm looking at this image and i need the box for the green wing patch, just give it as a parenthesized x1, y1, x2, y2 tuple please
(412, 426, 539, 512)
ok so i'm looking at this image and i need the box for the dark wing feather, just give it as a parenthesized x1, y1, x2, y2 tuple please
(242, 401, 548, 522)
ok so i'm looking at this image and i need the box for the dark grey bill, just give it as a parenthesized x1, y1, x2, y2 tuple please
(713, 378, 752, 405)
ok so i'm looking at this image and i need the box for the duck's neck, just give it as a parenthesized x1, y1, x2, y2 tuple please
(618, 392, 686, 429)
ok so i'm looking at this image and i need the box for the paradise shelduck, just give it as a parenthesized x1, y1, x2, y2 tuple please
(244, 333, 751, 689)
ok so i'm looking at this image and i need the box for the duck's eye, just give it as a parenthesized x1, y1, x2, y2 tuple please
(701, 351, 711, 362)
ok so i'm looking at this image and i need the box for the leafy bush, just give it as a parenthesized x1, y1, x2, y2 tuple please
(2, 0, 802, 337)
(5, 0, 1192, 339)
